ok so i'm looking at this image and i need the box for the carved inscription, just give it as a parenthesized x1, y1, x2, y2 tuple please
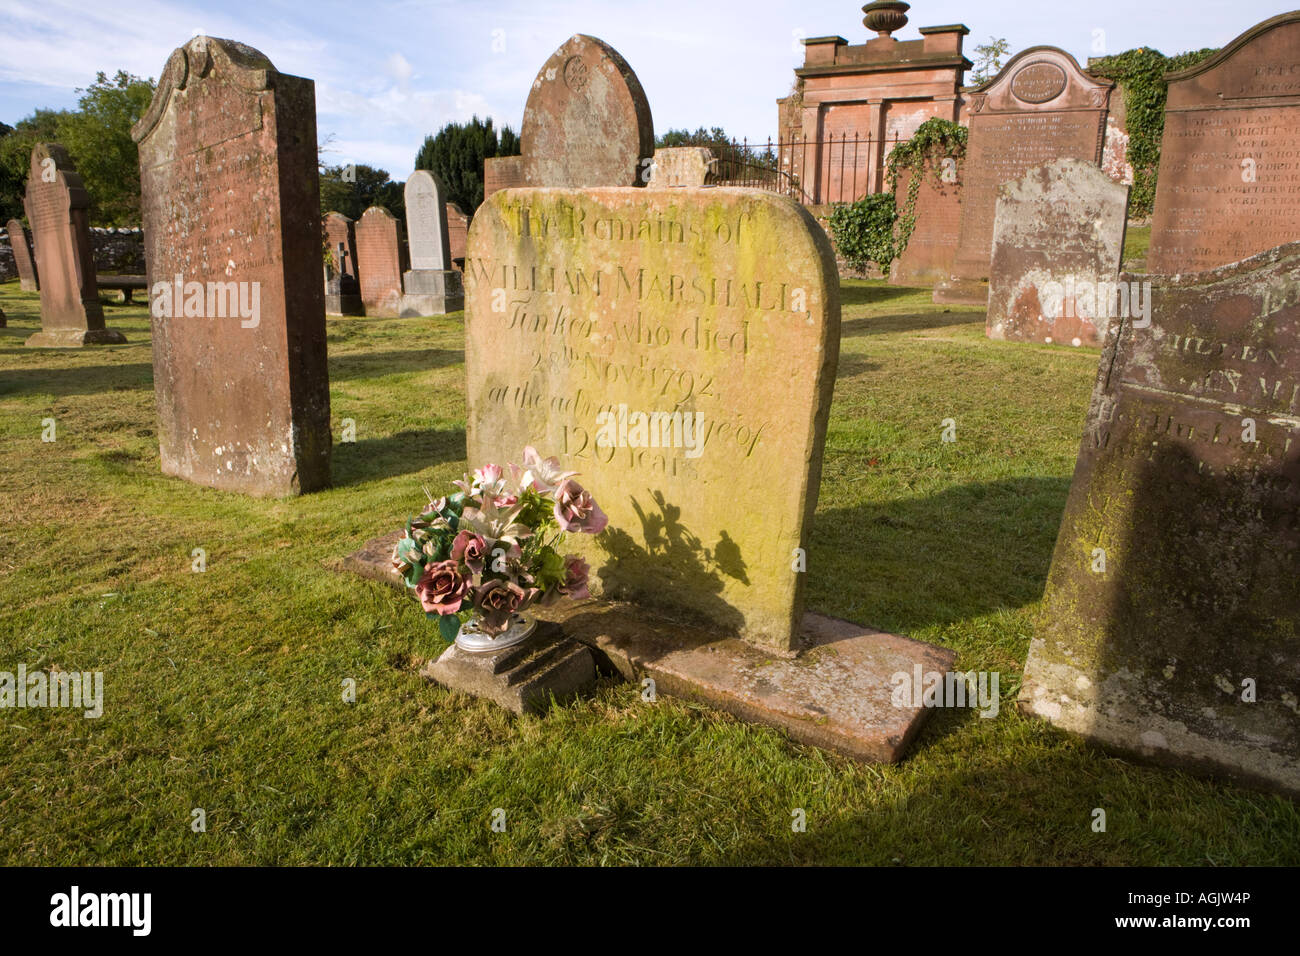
(464, 187, 840, 652)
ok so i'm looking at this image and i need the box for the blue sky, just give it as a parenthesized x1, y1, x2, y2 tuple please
(0, 0, 1292, 180)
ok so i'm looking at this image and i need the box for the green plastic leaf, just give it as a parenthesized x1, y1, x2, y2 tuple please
(437, 613, 461, 643)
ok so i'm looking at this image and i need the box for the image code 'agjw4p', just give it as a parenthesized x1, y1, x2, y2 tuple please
(0, 0, 1297, 916)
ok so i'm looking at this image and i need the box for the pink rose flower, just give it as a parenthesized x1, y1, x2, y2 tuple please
(560, 555, 590, 600)
(473, 579, 528, 635)
(415, 560, 470, 615)
(553, 479, 608, 534)
(450, 529, 488, 574)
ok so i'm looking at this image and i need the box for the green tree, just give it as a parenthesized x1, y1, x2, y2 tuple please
(318, 163, 404, 222)
(413, 116, 520, 217)
(0, 72, 153, 226)
(656, 126, 733, 149)
(970, 37, 1011, 85)
(57, 71, 155, 225)
(0, 109, 67, 224)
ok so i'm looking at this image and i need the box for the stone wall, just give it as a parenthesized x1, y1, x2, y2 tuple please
(0, 228, 15, 282)
(0, 226, 146, 282)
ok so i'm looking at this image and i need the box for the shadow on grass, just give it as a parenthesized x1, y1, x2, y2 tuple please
(329, 348, 463, 381)
(841, 311, 985, 338)
(331, 427, 466, 487)
(808, 475, 1071, 634)
(839, 284, 920, 307)
(0, 361, 152, 396)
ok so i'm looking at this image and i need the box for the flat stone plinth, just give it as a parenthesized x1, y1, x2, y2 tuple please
(26, 327, 127, 348)
(533, 600, 954, 762)
(344, 532, 954, 761)
(421, 621, 596, 715)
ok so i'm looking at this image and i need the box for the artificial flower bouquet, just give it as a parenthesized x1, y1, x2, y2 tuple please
(391, 447, 608, 643)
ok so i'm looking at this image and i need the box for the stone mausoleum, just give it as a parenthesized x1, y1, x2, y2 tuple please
(778, 2, 970, 203)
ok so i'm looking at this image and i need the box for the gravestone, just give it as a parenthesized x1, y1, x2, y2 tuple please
(465, 186, 839, 652)
(449, 183, 957, 757)
(987, 158, 1129, 347)
(647, 147, 715, 188)
(132, 36, 331, 496)
(1148, 12, 1300, 275)
(354, 206, 405, 317)
(7, 218, 39, 291)
(399, 171, 463, 316)
(934, 47, 1114, 305)
(1022, 241, 1300, 796)
(23, 144, 125, 347)
(446, 202, 469, 266)
(520, 34, 654, 188)
(484, 155, 526, 199)
(323, 211, 362, 315)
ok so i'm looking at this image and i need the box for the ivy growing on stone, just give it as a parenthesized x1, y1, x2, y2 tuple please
(1089, 46, 1219, 218)
(828, 117, 967, 275)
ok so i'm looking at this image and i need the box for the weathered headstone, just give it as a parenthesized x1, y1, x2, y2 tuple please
(354, 206, 405, 317)
(400, 171, 463, 316)
(132, 36, 331, 496)
(935, 47, 1114, 305)
(520, 34, 654, 188)
(6, 218, 39, 291)
(1022, 241, 1300, 796)
(987, 158, 1129, 346)
(1148, 12, 1300, 275)
(323, 211, 362, 315)
(23, 144, 125, 347)
(647, 147, 715, 188)
(465, 186, 838, 652)
(446, 202, 469, 266)
(484, 155, 526, 199)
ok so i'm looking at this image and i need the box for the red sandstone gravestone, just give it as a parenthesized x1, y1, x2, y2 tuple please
(7, 218, 39, 291)
(1148, 12, 1300, 275)
(24, 144, 125, 347)
(520, 34, 654, 188)
(354, 206, 405, 317)
(132, 36, 331, 496)
(934, 47, 1114, 305)
(484, 155, 526, 199)
(323, 211, 362, 316)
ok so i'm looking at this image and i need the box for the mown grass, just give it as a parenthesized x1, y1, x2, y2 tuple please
(1, 280, 1296, 866)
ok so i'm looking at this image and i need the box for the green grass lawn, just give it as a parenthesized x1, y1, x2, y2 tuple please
(1, 280, 1296, 866)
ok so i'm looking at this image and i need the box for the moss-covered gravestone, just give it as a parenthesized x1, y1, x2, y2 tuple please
(1022, 242, 1300, 796)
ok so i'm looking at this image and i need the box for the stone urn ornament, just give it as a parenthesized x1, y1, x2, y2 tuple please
(389, 447, 607, 653)
(862, 1, 910, 37)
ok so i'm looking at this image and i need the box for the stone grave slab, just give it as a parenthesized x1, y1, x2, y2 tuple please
(1148, 12, 1300, 275)
(987, 157, 1129, 346)
(1021, 241, 1300, 797)
(342, 531, 955, 761)
(132, 36, 331, 495)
